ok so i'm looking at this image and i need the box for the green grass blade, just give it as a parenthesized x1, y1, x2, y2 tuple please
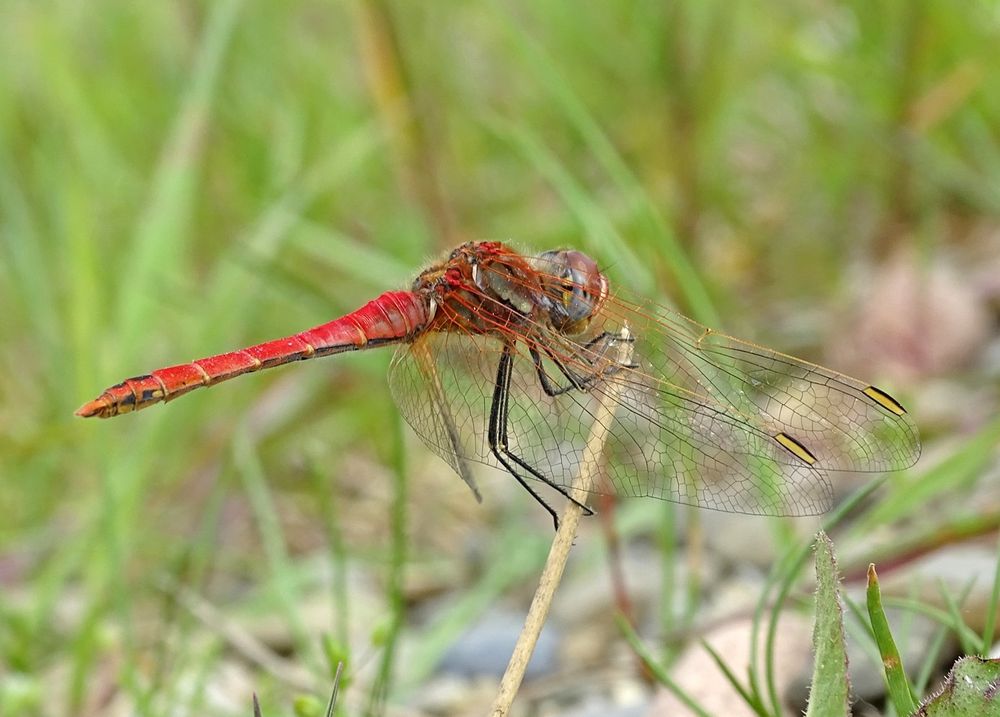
(493, 6, 718, 324)
(856, 415, 1000, 531)
(879, 596, 983, 650)
(937, 579, 981, 656)
(913, 622, 950, 696)
(804, 532, 851, 717)
(616, 615, 712, 717)
(396, 526, 553, 693)
(366, 408, 409, 716)
(487, 117, 653, 291)
(757, 476, 888, 714)
(699, 639, 769, 716)
(981, 530, 1000, 651)
(117, 0, 244, 351)
(233, 426, 319, 676)
(866, 564, 918, 716)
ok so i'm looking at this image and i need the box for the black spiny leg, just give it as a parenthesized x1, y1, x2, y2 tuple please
(488, 343, 594, 530)
(530, 331, 638, 398)
(530, 346, 585, 397)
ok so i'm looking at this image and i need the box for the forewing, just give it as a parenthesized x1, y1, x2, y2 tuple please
(593, 294, 921, 475)
(389, 329, 835, 516)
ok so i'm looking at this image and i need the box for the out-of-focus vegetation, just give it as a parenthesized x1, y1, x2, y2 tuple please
(2, 1, 999, 715)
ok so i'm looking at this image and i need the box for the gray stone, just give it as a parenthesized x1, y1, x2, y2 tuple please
(437, 609, 560, 679)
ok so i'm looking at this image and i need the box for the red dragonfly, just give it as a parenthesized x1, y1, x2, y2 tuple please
(77, 241, 920, 526)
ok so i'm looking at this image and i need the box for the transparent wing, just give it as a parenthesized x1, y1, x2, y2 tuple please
(389, 330, 836, 517)
(595, 293, 921, 474)
(387, 254, 919, 517)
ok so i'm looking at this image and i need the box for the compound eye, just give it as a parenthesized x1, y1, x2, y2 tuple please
(534, 248, 607, 329)
(560, 267, 597, 322)
(560, 274, 576, 305)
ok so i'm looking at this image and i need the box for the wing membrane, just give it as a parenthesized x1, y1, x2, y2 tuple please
(387, 254, 919, 517)
(389, 331, 835, 516)
(596, 294, 920, 474)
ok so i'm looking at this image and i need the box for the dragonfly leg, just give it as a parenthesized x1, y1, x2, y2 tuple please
(531, 330, 638, 398)
(489, 343, 593, 530)
(530, 346, 587, 396)
(583, 330, 640, 372)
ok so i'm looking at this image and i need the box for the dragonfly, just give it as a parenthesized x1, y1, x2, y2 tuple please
(77, 241, 920, 527)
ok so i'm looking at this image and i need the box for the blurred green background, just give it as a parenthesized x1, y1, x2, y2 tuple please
(2, 1, 999, 715)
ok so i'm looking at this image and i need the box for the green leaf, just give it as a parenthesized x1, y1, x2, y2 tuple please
(915, 656, 1000, 716)
(616, 614, 713, 717)
(867, 564, 918, 715)
(805, 532, 851, 717)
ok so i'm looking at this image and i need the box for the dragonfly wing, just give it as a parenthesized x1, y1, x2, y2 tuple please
(389, 331, 834, 516)
(389, 334, 503, 494)
(389, 336, 493, 501)
(594, 297, 921, 475)
(522, 337, 836, 516)
(392, 249, 918, 517)
(588, 364, 835, 515)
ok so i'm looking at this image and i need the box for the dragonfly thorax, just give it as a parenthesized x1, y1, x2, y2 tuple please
(412, 242, 541, 336)
(410, 242, 610, 340)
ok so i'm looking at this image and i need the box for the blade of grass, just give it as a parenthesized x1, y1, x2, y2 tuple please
(937, 578, 981, 656)
(396, 525, 553, 693)
(161, 478, 233, 715)
(0, 173, 60, 349)
(912, 622, 950, 696)
(755, 475, 888, 715)
(162, 577, 315, 692)
(854, 414, 1000, 532)
(879, 596, 983, 649)
(286, 221, 414, 290)
(617, 615, 712, 717)
(327, 661, 345, 717)
(493, 4, 718, 324)
(699, 639, 769, 716)
(366, 408, 409, 716)
(867, 564, 918, 716)
(234, 426, 320, 677)
(659, 502, 680, 649)
(70, 13, 248, 700)
(118, 0, 245, 352)
(804, 532, 850, 717)
(352, 0, 455, 243)
(980, 529, 1000, 650)
(487, 117, 652, 291)
(840, 511, 1000, 584)
(306, 447, 351, 653)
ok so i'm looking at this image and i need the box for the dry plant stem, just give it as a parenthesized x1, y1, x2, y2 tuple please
(166, 580, 315, 692)
(490, 326, 634, 717)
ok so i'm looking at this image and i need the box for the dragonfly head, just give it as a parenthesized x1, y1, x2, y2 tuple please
(534, 249, 609, 334)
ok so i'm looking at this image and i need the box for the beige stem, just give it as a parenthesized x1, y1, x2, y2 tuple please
(490, 325, 633, 716)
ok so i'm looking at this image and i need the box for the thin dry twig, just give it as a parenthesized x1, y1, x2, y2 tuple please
(490, 326, 634, 716)
(159, 577, 316, 692)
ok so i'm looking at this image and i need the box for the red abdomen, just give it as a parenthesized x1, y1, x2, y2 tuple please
(77, 290, 428, 418)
